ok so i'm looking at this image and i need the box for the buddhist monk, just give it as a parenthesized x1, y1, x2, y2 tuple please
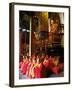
(29, 56, 36, 78)
(20, 56, 29, 75)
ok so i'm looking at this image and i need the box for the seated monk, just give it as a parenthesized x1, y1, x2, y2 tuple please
(33, 55, 45, 78)
(20, 56, 26, 72)
(43, 55, 49, 69)
(50, 19, 58, 33)
(29, 56, 36, 78)
(52, 66, 60, 74)
(40, 59, 46, 78)
(58, 63, 64, 72)
(51, 56, 60, 74)
(48, 56, 54, 70)
(19, 56, 25, 69)
(43, 55, 49, 77)
(34, 56, 42, 78)
(20, 56, 29, 75)
(19, 60, 23, 69)
(26, 57, 32, 77)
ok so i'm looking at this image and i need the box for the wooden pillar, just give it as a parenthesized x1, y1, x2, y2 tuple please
(29, 17, 31, 56)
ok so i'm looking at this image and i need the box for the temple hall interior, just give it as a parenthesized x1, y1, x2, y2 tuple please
(19, 11, 64, 79)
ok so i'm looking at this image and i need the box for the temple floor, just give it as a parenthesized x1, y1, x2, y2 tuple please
(19, 70, 64, 79)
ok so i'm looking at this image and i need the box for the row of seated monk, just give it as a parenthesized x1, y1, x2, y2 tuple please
(19, 54, 64, 79)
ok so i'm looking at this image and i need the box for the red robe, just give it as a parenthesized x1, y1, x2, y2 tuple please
(58, 63, 64, 72)
(29, 63, 36, 78)
(26, 61, 32, 77)
(48, 59, 60, 74)
(51, 66, 60, 74)
(51, 62, 64, 74)
(19, 61, 23, 69)
(48, 59, 54, 71)
(40, 62, 46, 78)
(43, 60, 49, 70)
(34, 62, 45, 78)
(34, 63, 41, 78)
(21, 60, 29, 75)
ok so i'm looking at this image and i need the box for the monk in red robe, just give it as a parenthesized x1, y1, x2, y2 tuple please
(43, 55, 49, 69)
(29, 56, 36, 78)
(26, 57, 32, 77)
(48, 56, 54, 71)
(19, 60, 23, 69)
(19, 56, 24, 69)
(43, 55, 50, 77)
(34, 55, 46, 78)
(40, 60, 46, 78)
(58, 63, 64, 72)
(34, 56, 42, 78)
(51, 56, 60, 74)
(20, 56, 29, 75)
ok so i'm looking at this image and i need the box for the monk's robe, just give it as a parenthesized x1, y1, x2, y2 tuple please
(31, 62, 46, 78)
(20, 61, 25, 72)
(51, 58, 62, 74)
(29, 63, 36, 78)
(43, 60, 50, 77)
(43, 60, 49, 69)
(26, 61, 32, 77)
(51, 66, 60, 74)
(21, 60, 29, 75)
(58, 63, 64, 72)
(34, 63, 41, 78)
(49, 60, 59, 74)
(48, 59, 54, 71)
(19, 61, 23, 69)
(40, 62, 46, 78)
